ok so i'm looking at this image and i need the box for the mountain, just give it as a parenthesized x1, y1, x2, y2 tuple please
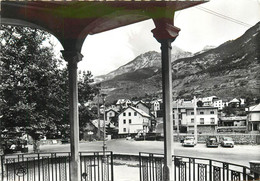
(94, 46, 193, 82)
(98, 22, 260, 103)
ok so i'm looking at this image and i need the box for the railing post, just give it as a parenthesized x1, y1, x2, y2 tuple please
(243, 167, 247, 181)
(249, 161, 260, 180)
(110, 151, 114, 181)
(139, 153, 142, 181)
(209, 160, 212, 181)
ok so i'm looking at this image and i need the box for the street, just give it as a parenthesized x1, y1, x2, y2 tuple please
(35, 139, 260, 167)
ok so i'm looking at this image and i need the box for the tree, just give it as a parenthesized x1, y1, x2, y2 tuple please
(0, 25, 98, 151)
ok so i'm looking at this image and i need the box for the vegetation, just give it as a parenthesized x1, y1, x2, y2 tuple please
(0, 25, 98, 151)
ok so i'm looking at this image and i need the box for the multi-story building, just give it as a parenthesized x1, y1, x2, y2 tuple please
(118, 106, 151, 134)
(248, 103, 260, 133)
(173, 102, 218, 133)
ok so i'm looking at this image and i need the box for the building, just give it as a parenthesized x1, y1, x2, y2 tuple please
(118, 106, 151, 134)
(134, 101, 150, 115)
(173, 102, 218, 134)
(217, 116, 247, 133)
(248, 103, 260, 133)
(105, 109, 119, 126)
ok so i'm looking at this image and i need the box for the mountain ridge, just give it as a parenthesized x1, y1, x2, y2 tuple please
(98, 21, 260, 103)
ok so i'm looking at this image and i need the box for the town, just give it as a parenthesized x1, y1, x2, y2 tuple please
(83, 95, 260, 144)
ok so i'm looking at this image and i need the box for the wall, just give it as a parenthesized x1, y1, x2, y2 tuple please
(175, 133, 260, 144)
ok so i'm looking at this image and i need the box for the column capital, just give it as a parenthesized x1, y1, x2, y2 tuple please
(152, 18, 180, 43)
(61, 50, 83, 64)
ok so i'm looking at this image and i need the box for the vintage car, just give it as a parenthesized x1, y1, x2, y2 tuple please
(206, 136, 219, 147)
(182, 136, 196, 147)
(221, 137, 235, 147)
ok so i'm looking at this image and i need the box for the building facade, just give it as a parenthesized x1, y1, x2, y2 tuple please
(118, 106, 151, 134)
(248, 104, 260, 133)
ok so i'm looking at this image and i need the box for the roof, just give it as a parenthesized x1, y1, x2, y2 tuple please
(121, 106, 151, 118)
(135, 101, 150, 108)
(229, 98, 240, 103)
(249, 103, 260, 112)
(106, 109, 119, 115)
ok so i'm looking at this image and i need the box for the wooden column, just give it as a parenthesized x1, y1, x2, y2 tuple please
(152, 18, 180, 181)
(61, 50, 83, 181)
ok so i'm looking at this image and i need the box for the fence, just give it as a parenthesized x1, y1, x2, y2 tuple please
(1, 151, 114, 181)
(139, 152, 260, 181)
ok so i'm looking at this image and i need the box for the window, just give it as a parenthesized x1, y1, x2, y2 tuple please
(123, 128, 126, 132)
(129, 119, 132, 124)
(210, 118, 215, 124)
(128, 112, 131, 116)
(210, 111, 215, 114)
(123, 113, 126, 116)
(200, 118, 204, 124)
(123, 120, 126, 124)
(200, 112, 204, 115)
(110, 112, 113, 116)
(134, 112, 137, 116)
(191, 112, 194, 115)
(191, 118, 194, 123)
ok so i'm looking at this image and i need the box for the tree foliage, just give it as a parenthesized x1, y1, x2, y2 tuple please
(0, 25, 98, 141)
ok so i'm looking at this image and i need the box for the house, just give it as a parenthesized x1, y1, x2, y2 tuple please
(134, 101, 150, 115)
(219, 116, 247, 126)
(217, 116, 247, 133)
(173, 101, 218, 134)
(118, 106, 151, 135)
(150, 100, 161, 118)
(248, 103, 260, 133)
(105, 109, 119, 126)
(116, 99, 132, 109)
(228, 98, 241, 108)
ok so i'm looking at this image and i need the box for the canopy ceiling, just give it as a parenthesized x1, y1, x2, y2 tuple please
(1, 1, 207, 51)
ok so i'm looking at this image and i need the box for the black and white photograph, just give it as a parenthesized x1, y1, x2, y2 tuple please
(1, 0, 260, 180)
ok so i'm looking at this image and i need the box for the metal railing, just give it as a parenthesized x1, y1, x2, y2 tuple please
(1, 151, 259, 181)
(139, 152, 260, 181)
(1, 151, 114, 181)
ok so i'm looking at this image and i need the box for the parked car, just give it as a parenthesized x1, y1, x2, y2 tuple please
(182, 137, 196, 147)
(221, 137, 234, 147)
(206, 136, 219, 148)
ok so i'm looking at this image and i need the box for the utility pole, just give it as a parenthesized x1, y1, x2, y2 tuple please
(97, 93, 100, 140)
(194, 96, 198, 144)
(176, 100, 180, 140)
(101, 93, 107, 154)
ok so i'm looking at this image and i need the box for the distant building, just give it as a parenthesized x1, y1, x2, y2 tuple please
(248, 103, 260, 133)
(118, 106, 151, 134)
(219, 116, 247, 127)
(116, 99, 132, 109)
(106, 109, 119, 126)
(150, 100, 162, 118)
(173, 101, 218, 134)
(134, 101, 150, 115)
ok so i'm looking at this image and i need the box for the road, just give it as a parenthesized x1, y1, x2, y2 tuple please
(36, 139, 260, 167)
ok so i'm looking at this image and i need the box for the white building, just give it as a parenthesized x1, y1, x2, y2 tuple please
(118, 106, 151, 134)
(173, 102, 218, 133)
(248, 103, 260, 133)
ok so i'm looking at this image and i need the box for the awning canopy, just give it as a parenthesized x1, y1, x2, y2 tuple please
(1, 1, 206, 51)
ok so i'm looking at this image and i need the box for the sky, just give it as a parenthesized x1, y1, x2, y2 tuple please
(53, 0, 260, 76)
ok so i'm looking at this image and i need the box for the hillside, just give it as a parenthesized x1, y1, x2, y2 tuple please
(99, 22, 260, 103)
(95, 46, 192, 82)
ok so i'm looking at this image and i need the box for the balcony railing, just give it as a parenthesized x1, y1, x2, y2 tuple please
(139, 152, 260, 181)
(1, 151, 113, 181)
(1, 151, 260, 181)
